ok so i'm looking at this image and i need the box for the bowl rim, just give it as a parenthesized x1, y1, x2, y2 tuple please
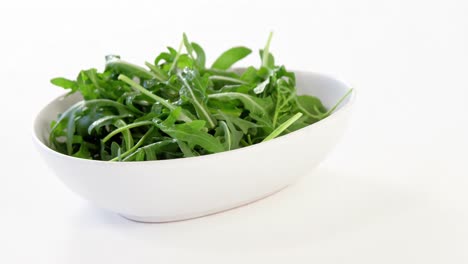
(33, 70, 355, 165)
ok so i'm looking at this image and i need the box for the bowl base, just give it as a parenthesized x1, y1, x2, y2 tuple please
(119, 185, 290, 223)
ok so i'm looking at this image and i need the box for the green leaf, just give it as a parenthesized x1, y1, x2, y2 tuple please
(118, 74, 193, 123)
(296, 95, 327, 118)
(113, 119, 134, 151)
(76, 71, 97, 100)
(110, 142, 121, 158)
(216, 121, 231, 150)
(208, 92, 272, 116)
(216, 118, 243, 150)
(176, 140, 196, 157)
(178, 71, 216, 128)
(261, 32, 274, 68)
(183, 33, 194, 58)
(105, 58, 156, 80)
(134, 149, 146, 161)
(240, 66, 260, 83)
(207, 99, 243, 116)
(176, 54, 194, 69)
(259, 50, 275, 70)
(51, 77, 77, 90)
(215, 112, 257, 134)
(192, 42, 206, 68)
(110, 127, 155, 161)
(155, 47, 176, 65)
(217, 84, 253, 94)
(156, 120, 225, 153)
(211, 47, 252, 70)
(73, 143, 92, 159)
(102, 120, 153, 143)
(141, 139, 176, 160)
(87, 114, 133, 135)
(161, 107, 182, 127)
(144, 62, 168, 81)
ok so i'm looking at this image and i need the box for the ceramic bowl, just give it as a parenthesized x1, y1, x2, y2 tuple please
(33, 71, 355, 222)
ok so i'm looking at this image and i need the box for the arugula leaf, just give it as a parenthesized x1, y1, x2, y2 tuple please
(192, 42, 206, 68)
(215, 115, 244, 150)
(105, 56, 156, 80)
(215, 112, 257, 134)
(144, 62, 168, 82)
(51, 77, 77, 90)
(155, 47, 177, 65)
(178, 70, 216, 128)
(176, 140, 196, 157)
(296, 95, 327, 118)
(156, 120, 225, 153)
(208, 92, 272, 116)
(212, 47, 252, 70)
(118, 74, 194, 123)
(259, 50, 275, 70)
(240, 66, 259, 83)
(183, 33, 195, 59)
(73, 142, 91, 159)
(261, 32, 274, 68)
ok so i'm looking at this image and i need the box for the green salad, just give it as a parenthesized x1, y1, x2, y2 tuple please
(49, 33, 351, 161)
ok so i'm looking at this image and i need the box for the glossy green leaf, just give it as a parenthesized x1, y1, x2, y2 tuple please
(211, 47, 252, 70)
(208, 92, 272, 116)
(51, 77, 76, 90)
(156, 120, 224, 153)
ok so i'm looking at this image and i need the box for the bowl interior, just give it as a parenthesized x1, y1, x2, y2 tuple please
(34, 71, 353, 146)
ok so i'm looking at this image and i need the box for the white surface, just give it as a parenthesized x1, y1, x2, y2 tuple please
(1, 0, 467, 263)
(33, 72, 353, 222)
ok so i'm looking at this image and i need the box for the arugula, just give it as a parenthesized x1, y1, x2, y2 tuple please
(49, 33, 352, 161)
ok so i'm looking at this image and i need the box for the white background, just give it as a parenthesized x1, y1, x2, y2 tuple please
(1, 0, 467, 263)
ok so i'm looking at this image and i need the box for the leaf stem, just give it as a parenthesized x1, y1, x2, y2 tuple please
(272, 95, 281, 128)
(110, 127, 155, 161)
(322, 88, 353, 117)
(169, 40, 184, 73)
(263, 112, 303, 142)
(183, 33, 195, 60)
(118, 74, 192, 122)
(209, 75, 248, 84)
(178, 73, 216, 128)
(102, 121, 154, 143)
(295, 99, 323, 119)
(262, 32, 274, 68)
(208, 92, 267, 116)
(144, 62, 168, 81)
(219, 121, 231, 150)
(114, 119, 134, 151)
(106, 60, 157, 80)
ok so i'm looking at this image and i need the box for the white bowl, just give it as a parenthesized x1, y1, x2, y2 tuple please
(33, 71, 355, 222)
